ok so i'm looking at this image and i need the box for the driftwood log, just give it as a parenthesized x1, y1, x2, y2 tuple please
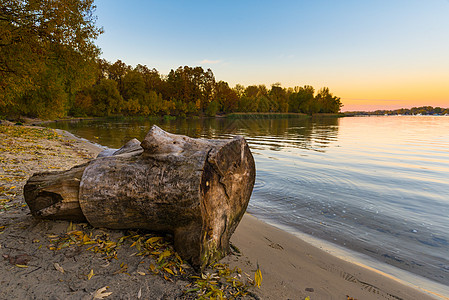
(24, 125, 256, 268)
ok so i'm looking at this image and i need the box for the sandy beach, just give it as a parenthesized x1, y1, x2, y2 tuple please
(0, 124, 443, 300)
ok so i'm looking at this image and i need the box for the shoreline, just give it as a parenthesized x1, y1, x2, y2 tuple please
(0, 124, 445, 299)
(227, 214, 445, 300)
(246, 216, 449, 299)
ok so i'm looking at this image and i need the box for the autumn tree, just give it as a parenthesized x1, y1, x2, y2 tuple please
(289, 85, 315, 113)
(214, 81, 238, 113)
(237, 85, 271, 112)
(134, 64, 164, 95)
(269, 83, 288, 112)
(0, 0, 103, 118)
(315, 87, 342, 113)
(233, 84, 245, 98)
(108, 60, 130, 94)
(88, 78, 123, 116)
(165, 66, 216, 115)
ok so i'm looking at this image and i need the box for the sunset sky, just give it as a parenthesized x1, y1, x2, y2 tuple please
(95, 0, 449, 111)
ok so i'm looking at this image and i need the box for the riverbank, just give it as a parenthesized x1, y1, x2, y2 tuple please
(0, 124, 442, 299)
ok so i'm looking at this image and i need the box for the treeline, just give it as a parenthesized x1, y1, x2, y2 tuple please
(71, 61, 343, 118)
(0, 0, 342, 120)
(345, 106, 449, 116)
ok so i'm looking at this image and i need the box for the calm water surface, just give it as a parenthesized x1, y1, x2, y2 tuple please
(46, 116, 449, 291)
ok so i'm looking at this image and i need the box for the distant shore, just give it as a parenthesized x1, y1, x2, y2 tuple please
(0, 124, 442, 299)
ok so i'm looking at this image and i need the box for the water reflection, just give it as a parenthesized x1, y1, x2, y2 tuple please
(46, 117, 340, 152)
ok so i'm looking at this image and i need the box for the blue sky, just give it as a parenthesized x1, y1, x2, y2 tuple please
(95, 0, 449, 111)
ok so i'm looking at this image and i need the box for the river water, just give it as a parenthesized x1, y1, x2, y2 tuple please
(46, 116, 449, 292)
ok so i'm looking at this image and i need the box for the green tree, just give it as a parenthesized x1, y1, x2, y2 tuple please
(0, 0, 102, 117)
(233, 84, 245, 98)
(214, 81, 238, 113)
(17, 68, 68, 119)
(89, 78, 123, 116)
(315, 87, 342, 113)
(289, 85, 315, 113)
(108, 60, 130, 94)
(122, 70, 146, 114)
(166, 66, 215, 114)
(72, 88, 93, 116)
(269, 83, 288, 112)
(205, 100, 219, 117)
(134, 64, 164, 94)
(257, 96, 271, 112)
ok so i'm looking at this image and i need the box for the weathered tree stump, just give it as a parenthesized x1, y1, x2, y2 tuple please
(24, 125, 256, 268)
(24, 163, 88, 222)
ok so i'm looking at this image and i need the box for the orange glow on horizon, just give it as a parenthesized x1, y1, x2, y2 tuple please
(335, 79, 449, 111)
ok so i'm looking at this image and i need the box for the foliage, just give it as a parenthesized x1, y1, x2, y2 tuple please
(88, 79, 123, 116)
(185, 262, 257, 299)
(206, 100, 220, 117)
(270, 83, 288, 113)
(289, 85, 315, 113)
(315, 87, 343, 113)
(0, 0, 102, 118)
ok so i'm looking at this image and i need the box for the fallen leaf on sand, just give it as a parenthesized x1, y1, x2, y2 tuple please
(66, 221, 76, 232)
(54, 263, 64, 273)
(137, 288, 142, 299)
(92, 286, 112, 299)
(88, 269, 94, 280)
(137, 271, 146, 276)
(15, 264, 28, 268)
(254, 263, 262, 288)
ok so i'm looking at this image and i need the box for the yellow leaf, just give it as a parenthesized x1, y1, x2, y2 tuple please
(69, 230, 83, 236)
(305, 297, 311, 300)
(158, 249, 171, 262)
(149, 264, 157, 273)
(137, 271, 146, 276)
(54, 263, 64, 273)
(82, 234, 91, 243)
(92, 286, 112, 299)
(104, 241, 116, 249)
(255, 265, 262, 288)
(88, 269, 94, 280)
(146, 236, 163, 244)
(66, 222, 75, 232)
(15, 264, 28, 268)
(174, 252, 183, 263)
(164, 267, 174, 275)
